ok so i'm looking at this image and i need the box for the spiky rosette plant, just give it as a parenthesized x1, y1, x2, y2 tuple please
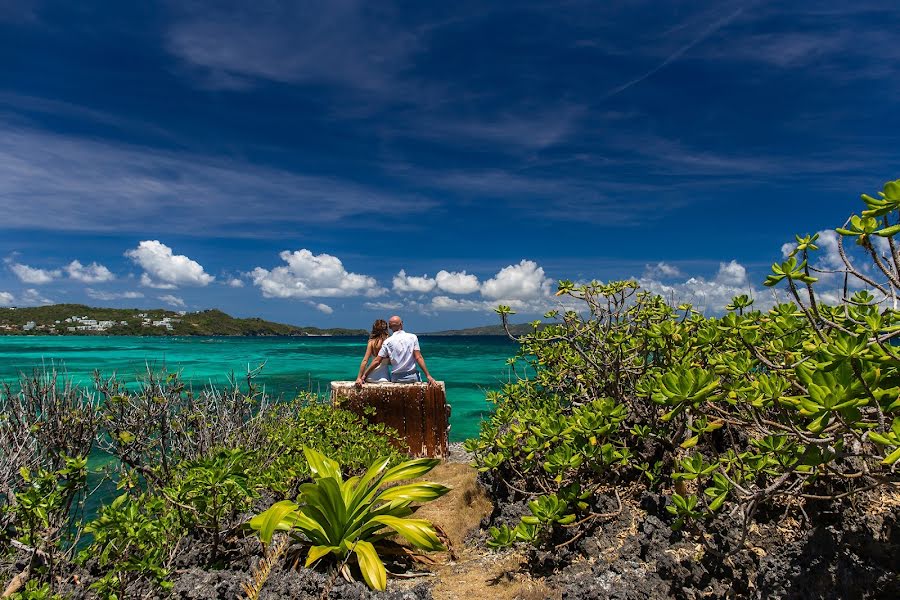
(250, 447, 449, 591)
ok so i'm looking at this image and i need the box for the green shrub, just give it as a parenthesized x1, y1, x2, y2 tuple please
(255, 397, 403, 496)
(251, 447, 449, 591)
(80, 493, 177, 600)
(167, 448, 256, 563)
(472, 180, 900, 556)
(7, 580, 66, 600)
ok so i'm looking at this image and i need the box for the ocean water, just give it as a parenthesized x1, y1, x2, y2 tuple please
(0, 335, 521, 441)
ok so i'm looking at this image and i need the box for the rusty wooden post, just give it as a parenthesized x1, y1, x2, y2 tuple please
(330, 382, 450, 458)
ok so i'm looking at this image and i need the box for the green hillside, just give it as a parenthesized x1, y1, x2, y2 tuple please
(425, 322, 544, 336)
(0, 304, 365, 337)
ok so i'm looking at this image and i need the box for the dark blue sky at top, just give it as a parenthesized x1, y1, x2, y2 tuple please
(0, 0, 898, 329)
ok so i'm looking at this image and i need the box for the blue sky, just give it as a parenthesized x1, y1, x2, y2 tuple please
(1, 1, 898, 329)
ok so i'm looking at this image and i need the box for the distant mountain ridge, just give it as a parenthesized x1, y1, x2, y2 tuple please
(0, 304, 365, 337)
(425, 322, 544, 336)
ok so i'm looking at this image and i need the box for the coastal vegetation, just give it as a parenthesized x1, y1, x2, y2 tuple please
(0, 369, 409, 598)
(0, 305, 365, 337)
(466, 179, 900, 597)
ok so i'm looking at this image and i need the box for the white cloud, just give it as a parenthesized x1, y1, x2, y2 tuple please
(8, 262, 61, 284)
(430, 296, 487, 311)
(639, 259, 759, 314)
(715, 260, 747, 286)
(481, 260, 553, 301)
(251, 249, 381, 299)
(20, 288, 53, 306)
(0, 291, 13, 306)
(126, 240, 214, 288)
(139, 273, 177, 289)
(435, 270, 480, 294)
(363, 300, 405, 311)
(158, 294, 186, 308)
(393, 270, 437, 293)
(227, 278, 244, 288)
(66, 260, 115, 283)
(312, 302, 333, 314)
(86, 289, 144, 301)
(643, 262, 682, 279)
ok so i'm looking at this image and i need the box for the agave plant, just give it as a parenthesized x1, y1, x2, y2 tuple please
(250, 447, 449, 590)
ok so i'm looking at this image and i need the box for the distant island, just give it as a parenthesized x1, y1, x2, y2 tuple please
(425, 322, 544, 336)
(0, 304, 365, 337)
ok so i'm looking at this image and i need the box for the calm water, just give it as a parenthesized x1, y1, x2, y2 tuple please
(0, 335, 521, 441)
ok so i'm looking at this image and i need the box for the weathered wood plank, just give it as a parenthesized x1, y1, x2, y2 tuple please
(330, 381, 449, 458)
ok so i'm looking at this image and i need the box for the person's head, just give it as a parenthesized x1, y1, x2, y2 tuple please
(388, 315, 403, 332)
(370, 319, 389, 340)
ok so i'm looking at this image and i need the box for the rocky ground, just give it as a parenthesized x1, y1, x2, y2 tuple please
(5, 444, 898, 599)
(482, 479, 899, 600)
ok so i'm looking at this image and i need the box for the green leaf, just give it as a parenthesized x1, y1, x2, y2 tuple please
(303, 446, 342, 481)
(680, 435, 699, 449)
(249, 500, 299, 544)
(305, 545, 335, 567)
(875, 224, 900, 237)
(882, 446, 900, 466)
(377, 482, 450, 504)
(708, 493, 727, 512)
(370, 515, 444, 551)
(354, 540, 387, 591)
(381, 458, 440, 484)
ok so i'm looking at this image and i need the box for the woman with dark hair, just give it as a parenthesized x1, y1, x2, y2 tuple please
(357, 319, 390, 382)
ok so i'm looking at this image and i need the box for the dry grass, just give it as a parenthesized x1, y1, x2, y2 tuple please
(430, 550, 561, 600)
(867, 484, 900, 517)
(413, 462, 493, 551)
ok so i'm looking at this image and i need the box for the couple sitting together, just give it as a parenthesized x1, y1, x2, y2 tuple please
(356, 315, 436, 387)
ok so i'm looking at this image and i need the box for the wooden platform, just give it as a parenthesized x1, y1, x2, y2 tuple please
(331, 381, 451, 458)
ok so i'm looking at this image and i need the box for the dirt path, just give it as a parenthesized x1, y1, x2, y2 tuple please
(413, 462, 561, 600)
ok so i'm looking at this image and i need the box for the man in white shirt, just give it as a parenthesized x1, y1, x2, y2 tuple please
(356, 315, 436, 386)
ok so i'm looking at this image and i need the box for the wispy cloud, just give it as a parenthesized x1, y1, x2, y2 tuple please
(0, 124, 438, 236)
(86, 289, 144, 301)
(166, 1, 418, 93)
(601, 2, 748, 99)
(389, 105, 587, 152)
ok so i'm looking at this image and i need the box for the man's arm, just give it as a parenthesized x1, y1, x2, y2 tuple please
(356, 355, 384, 387)
(413, 350, 436, 385)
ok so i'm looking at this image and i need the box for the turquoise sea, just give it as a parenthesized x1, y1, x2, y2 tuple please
(0, 335, 521, 441)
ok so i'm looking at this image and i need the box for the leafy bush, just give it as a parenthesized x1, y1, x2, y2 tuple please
(1, 371, 97, 596)
(470, 180, 900, 557)
(80, 493, 176, 600)
(251, 447, 449, 591)
(95, 368, 273, 483)
(14, 455, 88, 549)
(3, 367, 403, 597)
(7, 580, 66, 600)
(255, 399, 403, 497)
(167, 448, 256, 563)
